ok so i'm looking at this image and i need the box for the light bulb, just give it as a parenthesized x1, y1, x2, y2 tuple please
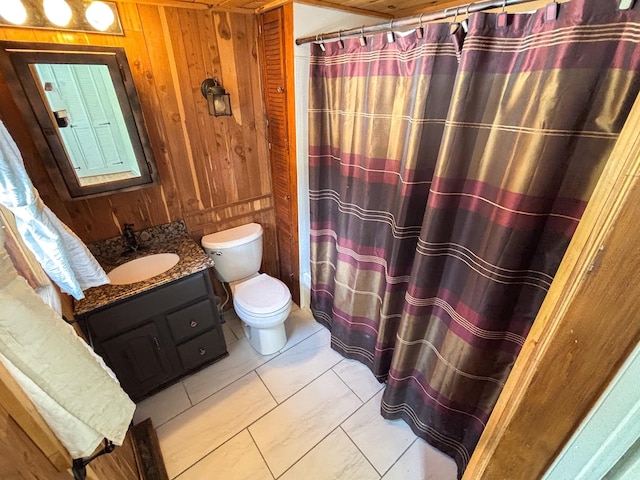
(86, 1, 115, 31)
(214, 97, 228, 114)
(0, 0, 27, 25)
(44, 0, 73, 27)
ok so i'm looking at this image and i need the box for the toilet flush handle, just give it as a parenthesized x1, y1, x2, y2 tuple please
(212, 251, 222, 256)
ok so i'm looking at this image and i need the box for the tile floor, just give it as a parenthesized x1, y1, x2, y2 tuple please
(133, 305, 458, 480)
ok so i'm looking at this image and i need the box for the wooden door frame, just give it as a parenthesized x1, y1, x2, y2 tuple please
(258, 5, 301, 303)
(463, 93, 640, 478)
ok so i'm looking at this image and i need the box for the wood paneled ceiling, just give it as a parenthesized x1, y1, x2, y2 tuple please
(131, 0, 470, 19)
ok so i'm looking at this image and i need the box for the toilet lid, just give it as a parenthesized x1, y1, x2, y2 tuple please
(201, 223, 262, 250)
(234, 273, 291, 314)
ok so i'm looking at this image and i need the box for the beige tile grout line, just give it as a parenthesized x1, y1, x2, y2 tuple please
(150, 310, 420, 479)
(184, 317, 325, 407)
(167, 354, 417, 479)
(330, 369, 422, 478)
(254, 330, 336, 404)
(271, 426, 354, 479)
(169, 428, 269, 480)
(146, 316, 324, 429)
(246, 428, 277, 480)
(169, 357, 360, 477)
(338, 425, 383, 479)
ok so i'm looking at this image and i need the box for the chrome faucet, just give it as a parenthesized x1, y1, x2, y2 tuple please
(123, 223, 139, 252)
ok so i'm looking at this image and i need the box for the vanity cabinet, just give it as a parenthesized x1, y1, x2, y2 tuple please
(79, 270, 227, 401)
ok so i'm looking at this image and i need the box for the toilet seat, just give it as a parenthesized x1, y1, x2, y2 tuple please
(234, 301, 291, 329)
(233, 273, 291, 314)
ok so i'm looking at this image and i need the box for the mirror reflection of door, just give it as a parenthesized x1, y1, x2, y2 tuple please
(33, 63, 141, 187)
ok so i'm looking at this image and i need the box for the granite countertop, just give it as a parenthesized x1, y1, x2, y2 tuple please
(74, 221, 214, 316)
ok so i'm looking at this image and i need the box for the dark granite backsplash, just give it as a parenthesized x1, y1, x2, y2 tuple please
(88, 220, 191, 263)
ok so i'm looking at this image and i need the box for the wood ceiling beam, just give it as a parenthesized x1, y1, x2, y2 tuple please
(256, 0, 392, 18)
(115, 0, 255, 14)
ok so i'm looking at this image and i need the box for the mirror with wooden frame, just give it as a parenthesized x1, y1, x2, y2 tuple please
(0, 42, 159, 199)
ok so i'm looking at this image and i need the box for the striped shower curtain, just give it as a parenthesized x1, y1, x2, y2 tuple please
(309, 0, 640, 477)
(309, 23, 459, 376)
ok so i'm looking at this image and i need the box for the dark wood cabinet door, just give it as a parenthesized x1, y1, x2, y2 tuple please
(259, 5, 300, 304)
(101, 322, 174, 400)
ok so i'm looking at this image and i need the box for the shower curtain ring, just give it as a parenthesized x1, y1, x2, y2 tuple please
(462, 2, 473, 32)
(359, 26, 367, 46)
(416, 12, 425, 38)
(387, 19, 396, 43)
(450, 6, 461, 34)
(497, 0, 508, 28)
(337, 30, 344, 49)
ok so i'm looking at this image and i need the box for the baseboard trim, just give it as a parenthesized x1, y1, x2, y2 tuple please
(131, 419, 169, 480)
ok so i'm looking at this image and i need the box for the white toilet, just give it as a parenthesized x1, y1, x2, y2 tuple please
(201, 223, 292, 355)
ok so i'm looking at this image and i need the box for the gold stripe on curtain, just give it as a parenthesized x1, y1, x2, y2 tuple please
(309, 0, 640, 478)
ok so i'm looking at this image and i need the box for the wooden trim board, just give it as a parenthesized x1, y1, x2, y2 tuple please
(131, 419, 169, 480)
(0, 361, 71, 471)
(544, 344, 640, 479)
(463, 94, 640, 478)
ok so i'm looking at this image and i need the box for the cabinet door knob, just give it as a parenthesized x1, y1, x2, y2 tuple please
(199, 348, 206, 356)
(190, 320, 198, 328)
(276, 86, 284, 93)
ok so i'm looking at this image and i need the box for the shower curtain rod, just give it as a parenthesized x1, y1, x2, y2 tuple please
(295, 0, 542, 45)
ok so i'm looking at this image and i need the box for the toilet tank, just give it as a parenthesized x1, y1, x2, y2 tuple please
(201, 223, 263, 282)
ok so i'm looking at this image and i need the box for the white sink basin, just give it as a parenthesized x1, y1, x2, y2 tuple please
(108, 253, 180, 285)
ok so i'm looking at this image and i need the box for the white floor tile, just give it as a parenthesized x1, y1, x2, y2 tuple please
(279, 428, 380, 480)
(257, 328, 343, 402)
(249, 370, 362, 478)
(158, 372, 277, 479)
(223, 321, 238, 345)
(224, 309, 246, 340)
(133, 382, 191, 428)
(182, 337, 275, 404)
(381, 438, 457, 480)
(342, 390, 417, 475)
(281, 306, 323, 352)
(333, 359, 385, 403)
(176, 430, 274, 480)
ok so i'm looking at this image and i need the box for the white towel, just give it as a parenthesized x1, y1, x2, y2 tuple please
(0, 228, 135, 457)
(0, 120, 109, 299)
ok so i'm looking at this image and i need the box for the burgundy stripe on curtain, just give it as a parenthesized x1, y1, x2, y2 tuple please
(309, 24, 460, 375)
(309, 0, 640, 478)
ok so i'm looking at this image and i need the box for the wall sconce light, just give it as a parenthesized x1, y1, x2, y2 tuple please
(0, 0, 123, 35)
(200, 78, 232, 117)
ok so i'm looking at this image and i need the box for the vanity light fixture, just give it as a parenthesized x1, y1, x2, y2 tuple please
(85, 1, 114, 31)
(43, 0, 73, 27)
(0, 0, 123, 35)
(200, 78, 232, 117)
(0, 0, 28, 25)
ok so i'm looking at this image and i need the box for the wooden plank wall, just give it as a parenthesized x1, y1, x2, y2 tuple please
(0, 400, 140, 479)
(0, 2, 278, 278)
(0, 401, 71, 480)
